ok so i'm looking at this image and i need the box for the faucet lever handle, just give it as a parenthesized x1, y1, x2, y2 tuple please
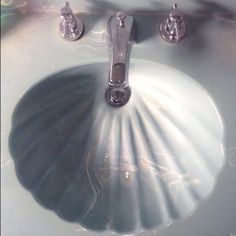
(106, 12, 135, 107)
(108, 12, 134, 63)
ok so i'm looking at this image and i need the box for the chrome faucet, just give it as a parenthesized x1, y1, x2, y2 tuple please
(160, 3, 187, 43)
(105, 12, 135, 107)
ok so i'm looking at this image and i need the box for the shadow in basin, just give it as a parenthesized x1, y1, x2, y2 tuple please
(8, 64, 114, 231)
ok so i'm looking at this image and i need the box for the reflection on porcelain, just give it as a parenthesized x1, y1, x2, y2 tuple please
(9, 61, 224, 234)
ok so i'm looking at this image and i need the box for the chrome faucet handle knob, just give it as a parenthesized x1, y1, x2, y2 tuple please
(59, 1, 84, 41)
(160, 3, 187, 43)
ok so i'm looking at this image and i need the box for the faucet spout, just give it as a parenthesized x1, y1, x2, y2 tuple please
(106, 12, 135, 107)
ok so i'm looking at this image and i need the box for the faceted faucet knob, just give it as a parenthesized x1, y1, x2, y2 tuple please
(160, 3, 187, 43)
(59, 2, 84, 41)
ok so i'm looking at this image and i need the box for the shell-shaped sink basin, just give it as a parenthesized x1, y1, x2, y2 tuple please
(9, 60, 224, 234)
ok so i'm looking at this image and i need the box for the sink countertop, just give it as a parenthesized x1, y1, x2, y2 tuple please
(2, 2, 236, 236)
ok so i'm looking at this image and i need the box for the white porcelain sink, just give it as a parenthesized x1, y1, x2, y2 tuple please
(7, 60, 224, 234)
(2, 2, 236, 236)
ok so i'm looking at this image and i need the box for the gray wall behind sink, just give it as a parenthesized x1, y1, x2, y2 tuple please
(2, 0, 236, 236)
(5, 0, 236, 13)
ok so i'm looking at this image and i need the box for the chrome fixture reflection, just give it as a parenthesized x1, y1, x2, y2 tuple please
(160, 3, 186, 43)
(106, 12, 135, 107)
(59, 2, 84, 41)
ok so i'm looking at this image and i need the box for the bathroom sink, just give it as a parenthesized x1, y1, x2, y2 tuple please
(7, 60, 224, 234)
(2, 1, 236, 236)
